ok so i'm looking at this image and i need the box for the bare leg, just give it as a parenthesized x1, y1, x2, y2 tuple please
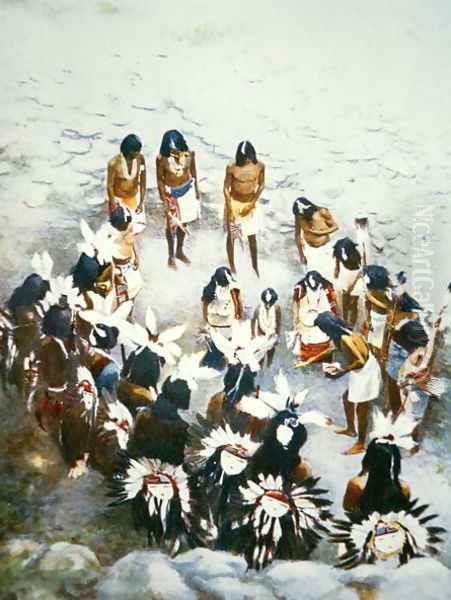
(266, 346, 276, 367)
(343, 402, 369, 455)
(226, 232, 237, 274)
(335, 391, 357, 437)
(248, 235, 259, 277)
(176, 227, 190, 264)
(348, 295, 359, 329)
(166, 227, 177, 269)
(386, 375, 401, 413)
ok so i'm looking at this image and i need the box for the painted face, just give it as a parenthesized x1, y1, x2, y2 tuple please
(260, 492, 290, 518)
(145, 473, 174, 501)
(371, 520, 405, 559)
(220, 447, 248, 475)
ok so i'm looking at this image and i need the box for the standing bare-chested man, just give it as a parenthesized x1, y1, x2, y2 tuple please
(223, 141, 265, 277)
(156, 130, 200, 270)
(107, 134, 147, 234)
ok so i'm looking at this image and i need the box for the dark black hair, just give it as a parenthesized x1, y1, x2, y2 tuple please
(92, 324, 119, 351)
(261, 288, 278, 306)
(7, 274, 49, 313)
(314, 311, 351, 343)
(398, 292, 422, 313)
(42, 305, 73, 340)
(292, 197, 318, 220)
(110, 205, 132, 232)
(301, 270, 332, 291)
(161, 376, 191, 410)
(249, 410, 308, 484)
(363, 265, 391, 290)
(71, 253, 102, 294)
(159, 130, 189, 157)
(359, 439, 409, 516)
(235, 141, 257, 167)
(393, 320, 429, 353)
(223, 364, 256, 409)
(333, 237, 362, 270)
(120, 134, 142, 157)
(201, 266, 233, 303)
(122, 347, 161, 390)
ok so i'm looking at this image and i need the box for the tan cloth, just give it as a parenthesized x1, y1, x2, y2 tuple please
(229, 197, 260, 236)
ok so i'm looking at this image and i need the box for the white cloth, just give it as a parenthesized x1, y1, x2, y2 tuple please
(302, 238, 334, 281)
(347, 351, 382, 404)
(334, 265, 364, 296)
(115, 260, 143, 301)
(367, 311, 388, 350)
(257, 304, 277, 336)
(166, 184, 200, 224)
(207, 284, 238, 328)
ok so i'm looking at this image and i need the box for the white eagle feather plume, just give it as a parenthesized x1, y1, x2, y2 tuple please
(370, 408, 418, 450)
(31, 251, 53, 281)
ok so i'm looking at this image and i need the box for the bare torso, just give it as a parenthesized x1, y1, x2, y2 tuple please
(343, 473, 411, 513)
(226, 160, 264, 202)
(108, 153, 145, 199)
(299, 208, 337, 247)
(156, 152, 194, 189)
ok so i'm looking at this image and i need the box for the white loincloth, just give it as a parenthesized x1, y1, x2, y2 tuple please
(230, 197, 261, 237)
(166, 183, 200, 225)
(367, 311, 388, 350)
(347, 351, 382, 404)
(115, 261, 143, 301)
(302, 238, 335, 282)
(334, 265, 364, 296)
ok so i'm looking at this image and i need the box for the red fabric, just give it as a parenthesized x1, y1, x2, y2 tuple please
(165, 193, 182, 235)
(300, 340, 333, 362)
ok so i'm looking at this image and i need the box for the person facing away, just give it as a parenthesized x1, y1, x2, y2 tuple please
(223, 141, 265, 277)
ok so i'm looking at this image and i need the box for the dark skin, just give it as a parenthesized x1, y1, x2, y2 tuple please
(156, 150, 200, 269)
(223, 160, 265, 277)
(294, 208, 338, 264)
(107, 151, 146, 214)
(326, 333, 373, 455)
(343, 473, 410, 513)
(334, 258, 360, 328)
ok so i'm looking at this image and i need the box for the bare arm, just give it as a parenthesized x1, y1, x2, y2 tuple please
(107, 161, 117, 212)
(138, 155, 146, 211)
(191, 151, 200, 199)
(295, 216, 307, 264)
(231, 289, 243, 320)
(252, 162, 265, 204)
(223, 165, 233, 227)
(338, 335, 367, 375)
(202, 300, 209, 323)
(155, 156, 168, 207)
(275, 305, 282, 336)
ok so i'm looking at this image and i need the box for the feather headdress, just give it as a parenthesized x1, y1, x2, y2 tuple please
(169, 351, 218, 391)
(43, 274, 85, 311)
(238, 369, 332, 428)
(330, 502, 445, 569)
(31, 251, 53, 281)
(369, 408, 418, 451)
(77, 220, 117, 265)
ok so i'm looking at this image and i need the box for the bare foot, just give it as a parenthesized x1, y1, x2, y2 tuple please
(68, 457, 88, 479)
(176, 252, 191, 265)
(343, 442, 366, 455)
(335, 427, 357, 437)
(168, 258, 177, 270)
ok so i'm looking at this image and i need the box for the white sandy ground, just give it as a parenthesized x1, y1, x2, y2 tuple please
(0, 0, 451, 597)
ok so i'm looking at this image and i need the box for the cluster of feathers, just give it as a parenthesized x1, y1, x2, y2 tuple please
(0, 219, 446, 572)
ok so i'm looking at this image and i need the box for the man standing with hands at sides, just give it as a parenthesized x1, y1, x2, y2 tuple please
(223, 141, 265, 277)
(156, 130, 201, 270)
(107, 134, 147, 234)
